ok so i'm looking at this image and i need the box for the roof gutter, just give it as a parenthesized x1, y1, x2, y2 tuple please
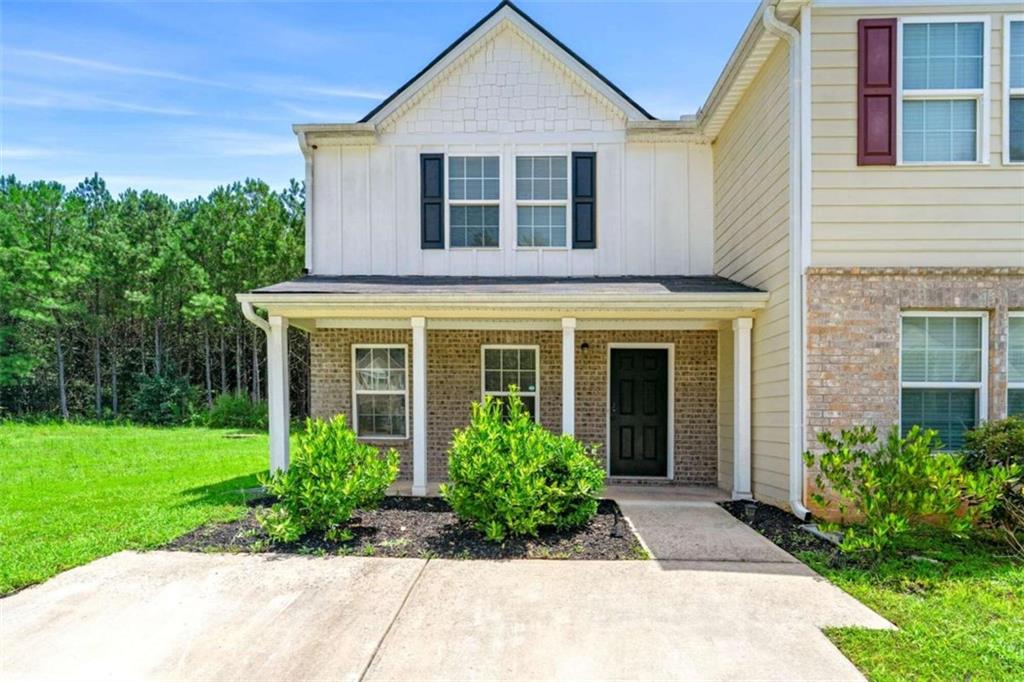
(762, 3, 810, 522)
(240, 300, 270, 336)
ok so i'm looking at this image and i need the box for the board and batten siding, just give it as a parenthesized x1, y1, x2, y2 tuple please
(308, 139, 714, 277)
(811, 6, 1024, 268)
(713, 43, 792, 506)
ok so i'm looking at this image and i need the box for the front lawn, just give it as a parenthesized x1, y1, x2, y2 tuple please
(0, 422, 266, 595)
(805, 536, 1024, 681)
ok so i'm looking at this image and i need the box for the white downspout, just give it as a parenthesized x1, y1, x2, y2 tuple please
(240, 300, 270, 336)
(763, 4, 811, 520)
(297, 131, 314, 274)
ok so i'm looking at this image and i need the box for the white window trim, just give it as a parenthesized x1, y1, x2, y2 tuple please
(447, 153, 501, 251)
(898, 311, 989, 446)
(1009, 311, 1024, 409)
(605, 342, 675, 480)
(513, 154, 571, 251)
(1003, 15, 1024, 165)
(351, 343, 410, 440)
(896, 15, 991, 166)
(480, 344, 541, 421)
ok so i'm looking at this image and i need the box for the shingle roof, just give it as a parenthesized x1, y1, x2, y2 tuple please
(252, 275, 763, 296)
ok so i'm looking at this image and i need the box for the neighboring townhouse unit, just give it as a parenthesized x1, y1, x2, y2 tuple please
(239, 0, 1024, 516)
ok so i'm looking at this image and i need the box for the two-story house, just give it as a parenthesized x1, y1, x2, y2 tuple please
(239, 0, 1024, 516)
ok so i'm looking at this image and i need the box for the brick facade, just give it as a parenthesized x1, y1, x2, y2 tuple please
(309, 327, 719, 485)
(804, 268, 1024, 509)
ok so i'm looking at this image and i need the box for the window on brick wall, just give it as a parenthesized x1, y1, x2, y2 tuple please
(899, 18, 989, 164)
(449, 156, 500, 248)
(482, 345, 539, 421)
(1009, 313, 1024, 416)
(516, 156, 568, 248)
(900, 313, 988, 449)
(352, 345, 408, 438)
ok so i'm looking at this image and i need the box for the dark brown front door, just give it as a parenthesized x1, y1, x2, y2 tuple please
(609, 348, 669, 477)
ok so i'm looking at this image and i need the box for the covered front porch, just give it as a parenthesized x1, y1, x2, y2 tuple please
(238, 275, 768, 499)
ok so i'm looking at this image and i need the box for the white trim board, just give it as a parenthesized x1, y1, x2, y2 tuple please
(605, 343, 675, 480)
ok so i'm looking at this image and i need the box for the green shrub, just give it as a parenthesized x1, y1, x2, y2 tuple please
(962, 417, 1024, 555)
(804, 425, 1012, 556)
(127, 372, 196, 425)
(257, 415, 399, 542)
(204, 393, 268, 429)
(440, 390, 605, 542)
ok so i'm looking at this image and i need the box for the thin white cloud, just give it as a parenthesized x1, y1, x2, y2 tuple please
(1, 146, 58, 160)
(187, 129, 298, 157)
(5, 91, 195, 117)
(277, 102, 364, 122)
(298, 85, 386, 100)
(6, 46, 387, 101)
(5, 47, 228, 87)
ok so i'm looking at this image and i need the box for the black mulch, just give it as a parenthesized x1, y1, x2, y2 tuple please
(719, 500, 836, 557)
(166, 496, 647, 560)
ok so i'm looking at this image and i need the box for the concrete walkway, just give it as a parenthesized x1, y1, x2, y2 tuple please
(2, 520, 892, 682)
(607, 485, 804, 567)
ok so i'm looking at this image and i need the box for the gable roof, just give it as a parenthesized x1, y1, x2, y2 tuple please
(360, 0, 655, 124)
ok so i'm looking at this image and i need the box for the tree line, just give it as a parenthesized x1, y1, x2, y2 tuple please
(0, 174, 308, 423)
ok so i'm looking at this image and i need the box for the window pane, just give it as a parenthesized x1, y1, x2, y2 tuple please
(902, 22, 984, 90)
(901, 316, 982, 382)
(515, 155, 568, 201)
(1010, 97, 1024, 163)
(356, 394, 406, 437)
(450, 204, 499, 247)
(1011, 21, 1024, 89)
(449, 156, 499, 201)
(1010, 317, 1024, 383)
(903, 99, 977, 163)
(517, 205, 567, 247)
(901, 388, 977, 450)
(1009, 389, 1024, 418)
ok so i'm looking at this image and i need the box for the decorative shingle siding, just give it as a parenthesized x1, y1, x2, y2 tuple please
(380, 26, 625, 135)
(804, 267, 1024, 514)
(309, 328, 719, 485)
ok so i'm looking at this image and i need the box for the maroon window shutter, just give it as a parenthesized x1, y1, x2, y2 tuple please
(857, 18, 897, 165)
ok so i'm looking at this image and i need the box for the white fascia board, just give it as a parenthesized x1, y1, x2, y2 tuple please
(366, 7, 649, 127)
(292, 123, 378, 146)
(814, 0, 1022, 7)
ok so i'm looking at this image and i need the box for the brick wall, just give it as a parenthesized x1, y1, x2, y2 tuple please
(805, 267, 1024, 513)
(309, 327, 719, 485)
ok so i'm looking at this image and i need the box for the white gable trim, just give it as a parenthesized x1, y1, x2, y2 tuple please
(365, 5, 651, 127)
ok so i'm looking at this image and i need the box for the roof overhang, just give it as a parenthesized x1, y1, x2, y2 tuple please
(696, 0, 808, 142)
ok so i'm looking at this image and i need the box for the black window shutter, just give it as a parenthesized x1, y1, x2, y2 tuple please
(572, 152, 596, 249)
(420, 153, 444, 249)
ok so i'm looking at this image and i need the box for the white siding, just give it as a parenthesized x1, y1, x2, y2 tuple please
(714, 43, 792, 507)
(811, 6, 1024, 267)
(305, 24, 716, 277)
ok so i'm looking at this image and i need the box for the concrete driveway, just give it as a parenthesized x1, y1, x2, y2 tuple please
(1, 492, 892, 682)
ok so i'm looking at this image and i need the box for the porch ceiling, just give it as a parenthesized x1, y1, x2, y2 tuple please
(238, 275, 769, 323)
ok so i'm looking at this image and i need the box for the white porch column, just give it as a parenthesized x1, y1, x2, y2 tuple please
(267, 315, 290, 473)
(411, 317, 427, 496)
(732, 317, 753, 500)
(561, 317, 576, 436)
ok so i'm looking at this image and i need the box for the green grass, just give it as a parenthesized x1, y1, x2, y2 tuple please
(801, 534, 1024, 681)
(0, 422, 268, 595)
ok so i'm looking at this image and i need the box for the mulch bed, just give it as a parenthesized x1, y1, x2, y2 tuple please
(719, 499, 836, 557)
(166, 496, 646, 560)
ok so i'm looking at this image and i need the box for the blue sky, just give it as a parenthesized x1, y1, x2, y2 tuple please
(1, 1, 758, 200)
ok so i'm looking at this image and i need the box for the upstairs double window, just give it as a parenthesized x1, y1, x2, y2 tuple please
(419, 151, 595, 250)
(900, 19, 988, 164)
(1006, 17, 1024, 163)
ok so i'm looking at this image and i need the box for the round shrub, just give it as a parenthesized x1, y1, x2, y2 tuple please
(204, 393, 268, 429)
(440, 391, 605, 542)
(258, 415, 399, 542)
(127, 372, 196, 425)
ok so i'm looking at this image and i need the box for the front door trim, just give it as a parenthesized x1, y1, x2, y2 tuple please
(605, 342, 674, 480)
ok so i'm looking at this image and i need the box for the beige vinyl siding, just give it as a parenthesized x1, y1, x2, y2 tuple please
(811, 6, 1024, 268)
(714, 43, 792, 506)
